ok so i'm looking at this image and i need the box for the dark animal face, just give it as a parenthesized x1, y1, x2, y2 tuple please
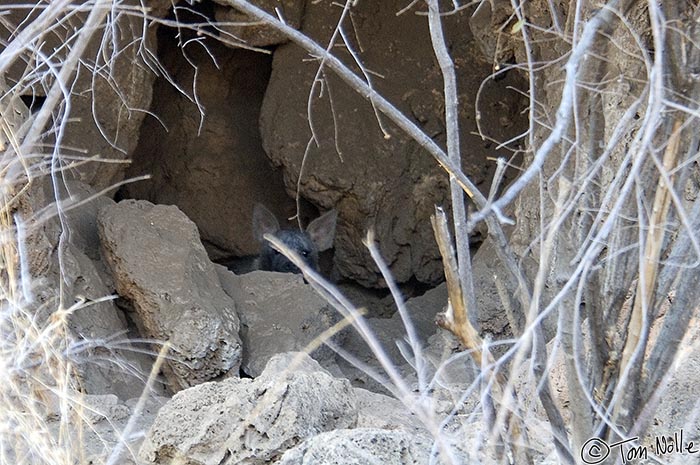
(252, 203, 337, 274)
(258, 230, 319, 274)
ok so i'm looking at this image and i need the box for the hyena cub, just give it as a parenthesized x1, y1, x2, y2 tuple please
(252, 203, 337, 274)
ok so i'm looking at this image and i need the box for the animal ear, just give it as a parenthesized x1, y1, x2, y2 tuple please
(306, 209, 337, 252)
(252, 203, 281, 243)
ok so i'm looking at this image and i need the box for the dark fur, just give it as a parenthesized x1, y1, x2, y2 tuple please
(258, 229, 319, 273)
(253, 203, 337, 274)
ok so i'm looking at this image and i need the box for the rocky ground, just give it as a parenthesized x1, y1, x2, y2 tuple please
(5, 0, 699, 463)
(30, 186, 700, 464)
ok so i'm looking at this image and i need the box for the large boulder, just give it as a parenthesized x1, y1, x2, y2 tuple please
(138, 353, 358, 465)
(98, 200, 242, 391)
(259, 0, 527, 287)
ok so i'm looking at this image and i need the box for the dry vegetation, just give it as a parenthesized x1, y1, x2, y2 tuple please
(2, 0, 700, 464)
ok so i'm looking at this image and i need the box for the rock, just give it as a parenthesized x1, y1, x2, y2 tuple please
(10, 387, 167, 465)
(50, 393, 167, 465)
(138, 352, 358, 465)
(213, 0, 304, 47)
(74, 394, 130, 424)
(216, 268, 344, 377)
(334, 276, 499, 399)
(646, 323, 700, 446)
(98, 200, 242, 391)
(61, 180, 116, 262)
(353, 388, 426, 436)
(336, 283, 452, 391)
(276, 428, 433, 465)
(470, 238, 523, 340)
(61, 241, 154, 398)
(468, 0, 517, 65)
(122, 35, 291, 259)
(0, 0, 170, 190)
(259, 0, 527, 287)
(20, 180, 153, 399)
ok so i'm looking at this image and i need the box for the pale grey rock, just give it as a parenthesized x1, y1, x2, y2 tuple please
(98, 200, 242, 391)
(61, 180, 116, 262)
(61, 241, 155, 398)
(275, 428, 433, 465)
(631, 324, 700, 455)
(39, 393, 168, 465)
(75, 394, 130, 424)
(353, 388, 426, 436)
(138, 352, 358, 465)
